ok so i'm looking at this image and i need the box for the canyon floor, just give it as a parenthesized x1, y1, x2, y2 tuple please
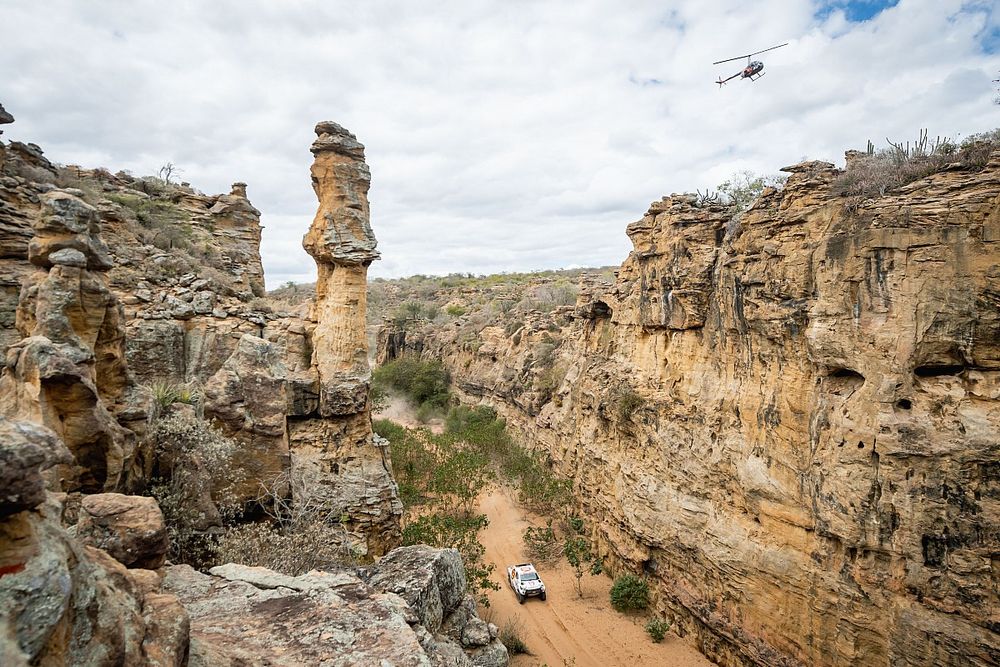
(478, 487, 713, 667)
(375, 397, 713, 667)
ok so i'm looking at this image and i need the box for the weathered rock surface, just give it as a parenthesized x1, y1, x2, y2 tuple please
(0, 417, 188, 666)
(287, 121, 401, 555)
(0, 189, 133, 493)
(0, 125, 401, 554)
(75, 492, 169, 569)
(163, 545, 507, 667)
(383, 153, 1000, 666)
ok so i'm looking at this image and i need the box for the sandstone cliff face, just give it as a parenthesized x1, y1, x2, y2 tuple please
(382, 155, 1000, 666)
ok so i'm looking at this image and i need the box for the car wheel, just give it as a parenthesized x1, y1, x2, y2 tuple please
(540, 591, 546, 601)
(518, 593, 525, 604)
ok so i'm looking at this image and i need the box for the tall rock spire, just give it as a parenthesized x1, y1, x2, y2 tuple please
(295, 121, 401, 555)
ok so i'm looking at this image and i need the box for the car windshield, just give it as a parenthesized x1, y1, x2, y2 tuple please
(520, 572, 539, 581)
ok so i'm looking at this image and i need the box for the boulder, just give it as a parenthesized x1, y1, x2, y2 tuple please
(75, 493, 168, 569)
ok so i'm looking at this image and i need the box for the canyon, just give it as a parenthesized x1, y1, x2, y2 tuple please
(378, 152, 1000, 665)
(0, 110, 505, 666)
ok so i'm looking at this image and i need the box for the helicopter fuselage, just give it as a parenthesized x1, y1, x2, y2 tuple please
(742, 60, 764, 78)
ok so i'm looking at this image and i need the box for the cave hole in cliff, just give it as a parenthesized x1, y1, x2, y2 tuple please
(827, 367, 864, 380)
(895, 398, 912, 410)
(914, 364, 965, 378)
(592, 300, 612, 319)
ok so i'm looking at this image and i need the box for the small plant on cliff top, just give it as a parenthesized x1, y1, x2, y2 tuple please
(610, 574, 650, 613)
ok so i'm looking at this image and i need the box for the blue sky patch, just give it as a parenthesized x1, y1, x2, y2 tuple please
(816, 0, 901, 22)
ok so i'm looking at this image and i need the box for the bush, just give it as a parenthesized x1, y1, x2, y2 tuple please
(610, 574, 650, 612)
(523, 520, 562, 563)
(375, 419, 435, 506)
(148, 414, 244, 566)
(611, 386, 645, 422)
(445, 304, 467, 317)
(373, 356, 451, 409)
(645, 618, 671, 643)
(216, 520, 361, 575)
(833, 128, 1000, 202)
(499, 618, 530, 655)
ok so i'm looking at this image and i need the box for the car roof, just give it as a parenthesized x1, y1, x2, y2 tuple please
(514, 564, 537, 573)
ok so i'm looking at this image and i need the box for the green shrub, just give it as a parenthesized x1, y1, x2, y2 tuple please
(645, 618, 671, 643)
(375, 419, 435, 506)
(610, 574, 650, 612)
(611, 386, 645, 422)
(445, 304, 467, 317)
(373, 356, 451, 408)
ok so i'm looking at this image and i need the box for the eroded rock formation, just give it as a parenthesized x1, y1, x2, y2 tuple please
(289, 121, 402, 555)
(0, 418, 189, 666)
(0, 189, 132, 492)
(382, 153, 1000, 666)
(164, 545, 507, 666)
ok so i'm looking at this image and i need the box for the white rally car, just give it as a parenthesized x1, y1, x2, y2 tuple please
(507, 562, 546, 603)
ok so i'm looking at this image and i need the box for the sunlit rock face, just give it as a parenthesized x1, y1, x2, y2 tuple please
(386, 153, 1000, 666)
(295, 121, 401, 556)
(0, 191, 131, 492)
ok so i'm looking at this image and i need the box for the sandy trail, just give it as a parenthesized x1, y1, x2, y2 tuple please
(478, 487, 713, 667)
(373, 392, 444, 434)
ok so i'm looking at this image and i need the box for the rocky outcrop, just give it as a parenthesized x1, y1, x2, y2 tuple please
(0, 417, 188, 666)
(0, 190, 133, 492)
(163, 545, 506, 666)
(384, 153, 1000, 666)
(284, 121, 401, 555)
(74, 493, 169, 569)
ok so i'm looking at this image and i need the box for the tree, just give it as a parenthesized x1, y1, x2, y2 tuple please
(563, 533, 603, 597)
(432, 449, 492, 515)
(157, 162, 181, 184)
(717, 170, 786, 214)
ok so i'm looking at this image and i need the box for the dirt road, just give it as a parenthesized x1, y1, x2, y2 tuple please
(373, 392, 444, 434)
(478, 488, 713, 667)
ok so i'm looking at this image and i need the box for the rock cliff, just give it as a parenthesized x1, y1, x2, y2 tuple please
(0, 418, 189, 666)
(379, 152, 1000, 666)
(0, 116, 402, 555)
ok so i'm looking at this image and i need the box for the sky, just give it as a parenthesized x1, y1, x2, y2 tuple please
(2, 0, 997, 286)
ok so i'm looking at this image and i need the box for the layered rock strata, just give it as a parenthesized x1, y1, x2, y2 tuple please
(163, 545, 507, 666)
(288, 121, 402, 555)
(383, 154, 1000, 666)
(0, 189, 132, 492)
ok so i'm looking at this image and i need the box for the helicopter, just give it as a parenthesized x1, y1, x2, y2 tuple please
(713, 43, 788, 86)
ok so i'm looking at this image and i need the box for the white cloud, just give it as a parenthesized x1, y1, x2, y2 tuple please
(1, 0, 996, 286)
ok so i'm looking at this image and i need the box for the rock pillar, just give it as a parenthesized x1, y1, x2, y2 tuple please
(293, 121, 401, 556)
